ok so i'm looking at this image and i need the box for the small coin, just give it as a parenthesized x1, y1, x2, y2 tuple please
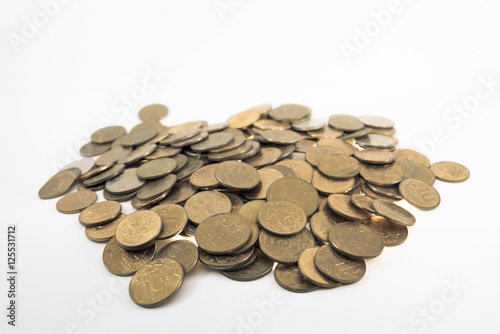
(305, 146, 345, 166)
(103, 237, 156, 276)
(138, 104, 168, 121)
(397, 159, 436, 185)
(214, 161, 260, 190)
(243, 147, 282, 168)
(269, 104, 311, 122)
(39, 168, 80, 199)
(276, 160, 314, 182)
(372, 199, 416, 226)
(399, 179, 441, 210)
(354, 149, 396, 164)
(199, 247, 256, 270)
(242, 168, 284, 200)
(191, 132, 235, 152)
(189, 164, 220, 189)
(316, 138, 357, 155)
(361, 216, 408, 247)
(95, 146, 132, 166)
(294, 140, 317, 153)
(56, 190, 97, 214)
(327, 194, 371, 220)
(115, 210, 162, 251)
(311, 171, 356, 195)
(314, 244, 366, 283)
(430, 161, 470, 183)
(129, 258, 184, 307)
(119, 128, 158, 147)
(307, 126, 343, 139)
(350, 194, 376, 214)
(394, 149, 430, 167)
(359, 163, 404, 186)
(328, 115, 364, 132)
(80, 141, 111, 157)
(328, 222, 384, 259)
(291, 119, 325, 131)
(221, 251, 274, 281)
(310, 209, 346, 243)
(145, 146, 182, 160)
(274, 264, 319, 293)
(184, 191, 232, 224)
(259, 228, 315, 264)
(318, 154, 360, 179)
(117, 144, 157, 165)
(136, 158, 177, 180)
(150, 204, 188, 239)
(91, 126, 126, 144)
(105, 168, 145, 194)
(298, 247, 342, 288)
(136, 174, 177, 201)
(258, 201, 307, 236)
(267, 177, 319, 216)
(195, 213, 252, 254)
(238, 200, 266, 224)
(79, 201, 122, 227)
(85, 213, 126, 243)
(227, 109, 260, 129)
(160, 180, 197, 204)
(260, 130, 302, 145)
(155, 240, 198, 274)
(359, 115, 394, 129)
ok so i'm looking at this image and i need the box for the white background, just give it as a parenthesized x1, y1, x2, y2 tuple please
(1, 1, 500, 333)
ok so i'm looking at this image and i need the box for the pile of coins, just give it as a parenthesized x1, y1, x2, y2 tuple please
(39, 103, 470, 305)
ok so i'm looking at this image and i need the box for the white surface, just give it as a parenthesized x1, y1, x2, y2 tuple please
(1, 1, 500, 333)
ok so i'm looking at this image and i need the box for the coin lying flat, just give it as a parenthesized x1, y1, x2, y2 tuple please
(184, 191, 232, 225)
(354, 149, 396, 165)
(275, 160, 313, 182)
(328, 222, 384, 259)
(310, 209, 346, 243)
(115, 210, 162, 251)
(298, 247, 342, 288)
(317, 138, 357, 155)
(85, 213, 126, 242)
(314, 244, 366, 283)
(267, 177, 319, 216)
(215, 161, 260, 190)
(242, 168, 284, 200)
(56, 190, 97, 214)
(254, 119, 290, 131)
(160, 128, 201, 145)
(155, 240, 198, 274)
(305, 146, 345, 166)
(103, 237, 156, 276)
(80, 141, 111, 157)
(397, 159, 436, 185)
(78, 201, 122, 227)
(311, 171, 356, 195)
(105, 168, 145, 194)
(372, 199, 416, 226)
(91, 126, 126, 144)
(294, 139, 317, 153)
(274, 264, 319, 293)
(129, 258, 184, 307)
(189, 164, 220, 189)
(269, 104, 311, 123)
(430, 161, 470, 183)
(258, 200, 307, 236)
(399, 178, 441, 210)
(259, 228, 315, 264)
(39, 168, 81, 199)
(394, 149, 430, 167)
(328, 115, 364, 132)
(150, 204, 188, 239)
(136, 174, 177, 201)
(138, 104, 168, 121)
(221, 250, 274, 282)
(327, 194, 371, 221)
(359, 115, 394, 129)
(260, 130, 302, 145)
(136, 158, 177, 180)
(359, 163, 404, 186)
(238, 200, 266, 224)
(307, 126, 343, 139)
(361, 216, 408, 247)
(318, 154, 360, 179)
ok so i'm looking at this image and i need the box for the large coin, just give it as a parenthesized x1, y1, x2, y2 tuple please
(238, 200, 266, 224)
(328, 115, 364, 132)
(115, 210, 162, 251)
(160, 180, 196, 204)
(83, 164, 125, 187)
(356, 134, 397, 149)
(327, 194, 371, 220)
(91, 126, 126, 144)
(269, 104, 311, 122)
(119, 128, 158, 147)
(361, 216, 408, 247)
(399, 178, 441, 210)
(276, 160, 314, 182)
(39, 168, 80, 199)
(354, 149, 396, 165)
(259, 228, 315, 264)
(136, 174, 177, 201)
(258, 201, 307, 236)
(189, 164, 220, 189)
(305, 146, 345, 166)
(318, 154, 360, 179)
(102, 237, 156, 276)
(56, 190, 97, 214)
(359, 163, 404, 186)
(155, 240, 198, 274)
(260, 130, 302, 144)
(274, 264, 319, 293)
(267, 177, 319, 216)
(328, 222, 384, 259)
(199, 247, 256, 270)
(184, 191, 232, 224)
(214, 161, 260, 190)
(372, 199, 416, 226)
(394, 149, 430, 167)
(314, 244, 366, 283)
(138, 104, 168, 121)
(359, 115, 394, 129)
(150, 204, 188, 239)
(191, 132, 235, 152)
(136, 158, 177, 180)
(243, 147, 282, 168)
(298, 247, 342, 288)
(226, 109, 260, 129)
(78, 201, 122, 227)
(430, 161, 470, 183)
(397, 159, 436, 185)
(311, 171, 356, 195)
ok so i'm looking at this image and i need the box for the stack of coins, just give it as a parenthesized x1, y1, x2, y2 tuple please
(39, 103, 470, 303)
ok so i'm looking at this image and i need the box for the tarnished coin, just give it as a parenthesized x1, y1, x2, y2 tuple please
(350, 194, 376, 214)
(269, 104, 311, 122)
(258, 201, 307, 236)
(305, 146, 345, 166)
(83, 164, 125, 187)
(105, 168, 145, 194)
(136, 158, 177, 180)
(117, 144, 157, 165)
(430, 161, 470, 183)
(318, 154, 360, 179)
(39, 168, 80, 199)
(129, 258, 184, 307)
(372, 200, 416, 226)
(354, 149, 396, 165)
(259, 228, 315, 264)
(307, 126, 343, 139)
(274, 264, 319, 293)
(254, 119, 291, 131)
(138, 104, 168, 121)
(356, 134, 397, 149)
(150, 204, 188, 239)
(397, 159, 436, 185)
(328, 115, 364, 132)
(366, 183, 402, 200)
(227, 109, 260, 129)
(267, 177, 319, 216)
(103, 237, 156, 276)
(56, 190, 97, 214)
(317, 138, 357, 155)
(145, 146, 181, 160)
(155, 240, 198, 274)
(91, 126, 126, 144)
(119, 128, 158, 147)
(359, 115, 394, 129)
(95, 146, 132, 166)
(195, 213, 252, 254)
(80, 141, 111, 157)
(175, 159, 204, 180)
(215, 161, 260, 190)
(399, 179, 441, 210)
(184, 191, 232, 225)
(85, 213, 126, 242)
(160, 180, 196, 204)
(328, 222, 384, 259)
(311, 171, 356, 195)
(136, 174, 177, 201)
(79, 201, 122, 227)
(298, 247, 342, 288)
(314, 244, 366, 283)
(394, 149, 430, 167)
(361, 216, 408, 247)
(276, 160, 314, 182)
(327, 194, 371, 220)
(294, 140, 317, 153)
(238, 200, 266, 224)
(291, 119, 325, 131)
(242, 168, 284, 200)
(221, 251, 274, 281)
(199, 247, 256, 270)
(189, 163, 220, 189)
(115, 210, 162, 251)
(310, 209, 346, 243)
(243, 147, 282, 168)
(191, 132, 235, 152)
(359, 163, 404, 186)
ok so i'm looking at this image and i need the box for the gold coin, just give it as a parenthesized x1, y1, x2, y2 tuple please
(95, 146, 132, 166)
(83, 164, 125, 187)
(221, 250, 274, 282)
(356, 134, 397, 149)
(327, 194, 371, 220)
(307, 126, 343, 139)
(260, 130, 302, 145)
(354, 149, 396, 164)
(259, 228, 315, 264)
(160, 128, 201, 145)
(394, 149, 430, 167)
(175, 159, 204, 181)
(155, 240, 198, 274)
(184, 191, 232, 224)
(224, 193, 244, 213)
(227, 109, 260, 129)
(215, 161, 260, 190)
(366, 183, 402, 200)
(258, 200, 307, 236)
(243, 147, 282, 168)
(399, 178, 440, 210)
(159, 180, 196, 204)
(314, 244, 366, 283)
(328, 115, 364, 132)
(136, 174, 177, 201)
(238, 200, 266, 224)
(253, 119, 290, 130)
(117, 144, 157, 165)
(430, 161, 470, 183)
(150, 204, 188, 239)
(189, 163, 220, 189)
(350, 194, 376, 213)
(359, 163, 404, 186)
(372, 199, 416, 226)
(328, 222, 384, 259)
(310, 209, 346, 243)
(91, 125, 126, 144)
(138, 104, 168, 121)
(56, 190, 97, 214)
(145, 146, 181, 160)
(39, 168, 80, 199)
(103, 237, 156, 276)
(276, 159, 314, 182)
(267, 177, 319, 216)
(191, 132, 235, 152)
(169, 121, 205, 134)
(318, 154, 360, 179)
(291, 119, 325, 131)
(104, 168, 145, 194)
(115, 210, 162, 251)
(119, 128, 158, 147)
(208, 129, 246, 153)
(305, 146, 345, 166)
(359, 115, 394, 129)
(129, 258, 184, 307)
(361, 216, 408, 247)
(199, 247, 256, 270)
(136, 158, 177, 180)
(79, 141, 111, 157)
(131, 192, 168, 210)
(298, 247, 342, 288)
(294, 139, 317, 153)
(397, 159, 436, 185)
(317, 138, 357, 155)
(311, 171, 356, 195)
(242, 168, 284, 200)
(274, 264, 319, 293)
(85, 213, 126, 242)
(78, 201, 122, 227)
(269, 104, 311, 122)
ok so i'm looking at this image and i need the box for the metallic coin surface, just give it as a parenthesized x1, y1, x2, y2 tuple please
(60, 158, 94, 173)
(354, 149, 396, 165)
(175, 159, 204, 180)
(238, 200, 266, 224)
(310, 209, 346, 243)
(397, 159, 436, 185)
(145, 146, 182, 160)
(263, 165, 295, 178)
(191, 132, 235, 152)
(129, 258, 184, 307)
(160, 128, 201, 145)
(155, 240, 198, 274)
(327, 194, 371, 220)
(243, 147, 282, 168)
(291, 119, 325, 131)
(260, 130, 302, 144)
(356, 134, 397, 149)
(189, 164, 220, 189)
(115, 210, 162, 251)
(227, 109, 260, 129)
(259, 228, 315, 264)
(150, 204, 188, 239)
(136, 174, 177, 201)
(267, 177, 319, 216)
(359, 115, 394, 129)
(80, 141, 111, 157)
(103, 237, 156, 276)
(184, 191, 232, 224)
(221, 251, 274, 281)
(79, 201, 122, 227)
(131, 120, 166, 134)
(305, 146, 345, 166)
(372, 200, 416, 226)
(79, 164, 111, 181)
(199, 247, 256, 270)
(311, 171, 356, 195)
(359, 163, 404, 186)
(307, 126, 343, 139)
(350, 194, 376, 214)
(366, 183, 402, 200)
(394, 149, 430, 167)
(105, 168, 145, 194)
(224, 193, 244, 213)
(204, 121, 230, 133)
(274, 264, 319, 293)
(209, 129, 246, 152)
(117, 144, 157, 165)
(91, 126, 126, 144)
(269, 104, 311, 122)
(328, 114, 364, 132)
(318, 154, 360, 179)
(361, 216, 408, 247)
(131, 192, 168, 210)
(103, 189, 137, 202)
(39, 168, 80, 199)
(254, 119, 290, 131)
(85, 213, 126, 243)
(314, 244, 366, 283)
(294, 140, 317, 153)
(83, 164, 125, 187)
(95, 146, 132, 166)
(160, 180, 196, 204)
(399, 178, 441, 210)
(195, 213, 252, 254)
(317, 138, 357, 155)
(215, 161, 260, 190)
(138, 104, 168, 121)
(328, 222, 384, 259)
(338, 127, 372, 140)
(242, 168, 284, 200)
(119, 128, 158, 147)
(56, 190, 97, 214)
(169, 121, 205, 134)
(258, 200, 307, 236)
(298, 247, 342, 288)
(430, 161, 470, 183)
(136, 158, 177, 180)
(276, 159, 314, 182)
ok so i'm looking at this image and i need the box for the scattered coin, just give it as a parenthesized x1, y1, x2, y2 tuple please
(359, 163, 404, 186)
(317, 138, 357, 155)
(117, 144, 157, 165)
(305, 146, 345, 166)
(397, 159, 436, 185)
(160, 180, 196, 204)
(78, 201, 122, 227)
(150, 204, 188, 239)
(260, 130, 302, 145)
(155, 240, 198, 274)
(258, 201, 307, 236)
(366, 183, 402, 200)
(274, 264, 319, 293)
(85, 213, 126, 243)
(136, 174, 177, 201)
(430, 161, 470, 183)
(358, 115, 394, 129)
(102, 237, 156, 276)
(184, 191, 232, 224)
(83, 164, 125, 187)
(145, 146, 182, 159)
(242, 168, 284, 201)
(361, 216, 408, 247)
(394, 149, 430, 167)
(91, 126, 126, 144)
(328, 115, 364, 132)
(354, 149, 396, 165)
(310, 209, 347, 243)
(298, 247, 342, 288)
(399, 179, 441, 210)
(138, 104, 168, 121)
(318, 154, 360, 179)
(136, 158, 177, 180)
(39, 168, 81, 199)
(291, 119, 325, 131)
(259, 228, 315, 264)
(294, 139, 317, 153)
(56, 190, 97, 214)
(105, 168, 145, 194)
(221, 251, 274, 281)
(356, 134, 397, 149)
(238, 200, 266, 224)
(372, 200, 416, 226)
(119, 128, 158, 147)
(314, 244, 366, 283)
(191, 132, 235, 152)
(243, 147, 282, 168)
(199, 247, 256, 270)
(311, 171, 356, 195)
(80, 141, 111, 157)
(215, 161, 260, 190)
(327, 194, 371, 220)
(275, 160, 313, 182)
(269, 104, 311, 122)
(267, 177, 319, 216)
(95, 146, 132, 166)
(227, 109, 260, 129)
(189, 163, 220, 189)
(115, 210, 162, 251)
